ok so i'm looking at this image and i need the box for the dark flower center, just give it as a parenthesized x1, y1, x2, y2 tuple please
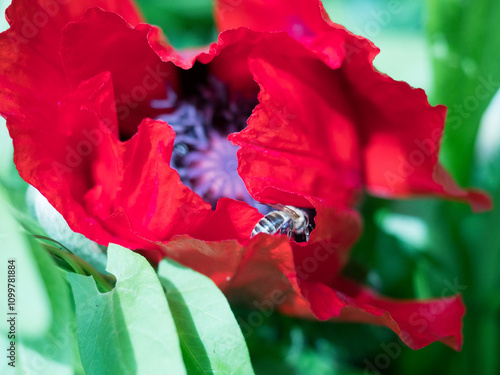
(151, 63, 264, 210)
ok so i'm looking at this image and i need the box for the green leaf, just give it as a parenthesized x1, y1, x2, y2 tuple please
(0, 117, 30, 215)
(427, 0, 500, 185)
(0, 0, 9, 33)
(0, 190, 52, 338)
(16, 237, 75, 375)
(135, 0, 216, 49)
(0, 189, 75, 374)
(158, 258, 255, 375)
(26, 186, 107, 274)
(68, 244, 186, 375)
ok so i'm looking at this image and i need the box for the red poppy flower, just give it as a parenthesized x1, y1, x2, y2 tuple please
(0, 0, 491, 350)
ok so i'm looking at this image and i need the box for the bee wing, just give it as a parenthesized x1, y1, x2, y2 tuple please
(269, 204, 301, 219)
(269, 203, 286, 211)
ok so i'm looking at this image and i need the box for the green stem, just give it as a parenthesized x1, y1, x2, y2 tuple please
(78, 257, 115, 293)
(43, 244, 86, 275)
(39, 239, 115, 293)
(33, 235, 76, 254)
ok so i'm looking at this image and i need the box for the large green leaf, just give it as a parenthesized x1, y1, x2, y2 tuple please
(68, 244, 186, 375)
(0, 189, 75, 375)
(15, 236, 76, 375)
(26, 186, 107, 274)
(158, 258, 255, 375)
(427, 0, 500, 185)
(461, 88, 500, 375)
(0, 190, 51, 339)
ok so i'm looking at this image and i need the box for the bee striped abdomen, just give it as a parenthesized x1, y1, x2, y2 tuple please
(251, 212, 286, 237)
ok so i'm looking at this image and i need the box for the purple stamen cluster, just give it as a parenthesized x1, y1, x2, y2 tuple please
(152, 73, 263, 210)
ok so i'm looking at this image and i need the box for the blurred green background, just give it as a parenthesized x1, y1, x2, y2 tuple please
(1, 0, 499, 374)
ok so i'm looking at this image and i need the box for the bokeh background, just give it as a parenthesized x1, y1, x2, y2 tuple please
(1, 0, 499, 374)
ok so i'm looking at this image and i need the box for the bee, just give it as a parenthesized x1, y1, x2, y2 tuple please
(251, 204, 312, 242)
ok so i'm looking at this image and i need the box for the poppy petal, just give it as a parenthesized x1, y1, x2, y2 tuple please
(299, 277, 465, 350)
(216, 0, 491, 212)
(339, 46, 492, 212)
(60, 7, 174, 139)
(229, 33, 362, 208)
(214, 0, 329, 39)
(291, 204, 362, 285)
